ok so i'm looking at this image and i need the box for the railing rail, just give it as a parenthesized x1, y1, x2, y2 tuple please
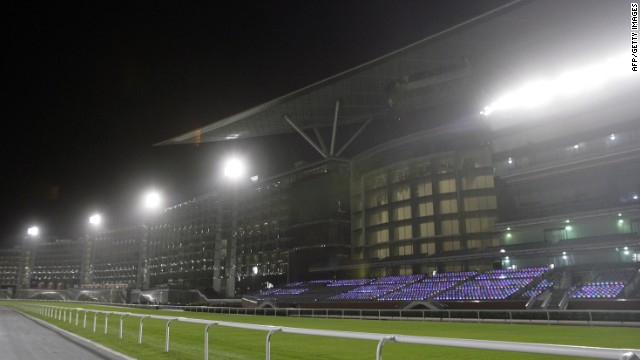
(11, 303, 640, 360)
(7, 298, 640, 327)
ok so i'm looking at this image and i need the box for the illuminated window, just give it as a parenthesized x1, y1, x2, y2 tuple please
(394, 224, 412, 240)
(440, 199, 458, 214)
(419, 222, 435, 237)
(420, 242, 435, 254)
(391, 184, 411, 201)
(465, 217, 496, 233)
(397, 244, 413, 256)
(367, 229, 389, 245)
(366, 190, 388, 208)
(418, 201, 434, 217)
(416, 181, 433, 197)
(464, 195, 497, 211)
(442, 239, 461, 251)
(441, 219, 460, 235)
(462, 175, 495, 190)
(393, 204, 412, 221)
(439, 178, 457, 193)
(366, 209, 389, 226)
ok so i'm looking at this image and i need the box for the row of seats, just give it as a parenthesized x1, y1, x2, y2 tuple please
(256, 265, 637, 302)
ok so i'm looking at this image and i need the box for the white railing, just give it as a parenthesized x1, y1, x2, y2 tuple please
(7, 299, 640, 327)
(14, 304, 640, 360)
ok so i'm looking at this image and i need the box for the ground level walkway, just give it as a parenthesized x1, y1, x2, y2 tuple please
(0, 306, 133, 360)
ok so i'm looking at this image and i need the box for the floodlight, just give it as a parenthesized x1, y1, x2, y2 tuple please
(144, 191, 161, 209)
(89, 214, 102, 226)
(27, 226, 39, 237)
(223, 157, 246, 180)
(481, 55, 629, 117)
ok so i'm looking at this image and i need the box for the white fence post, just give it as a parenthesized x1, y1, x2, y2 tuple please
(376, 336, 396, 360)
(139, 315, 149, 344)
(166, 318, 179, 352)
(265, 328, 282, 360)
(204, 322, 218, 360)
(105, 313, 111, 334)
(120, 314, 128, 339)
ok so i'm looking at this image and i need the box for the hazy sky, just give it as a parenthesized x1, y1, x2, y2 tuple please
(0, 1, 511, 246)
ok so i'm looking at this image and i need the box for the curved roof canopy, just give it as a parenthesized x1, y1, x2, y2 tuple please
(158, 0, 635, 155)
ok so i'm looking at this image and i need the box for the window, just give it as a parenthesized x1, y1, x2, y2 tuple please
(465, 216, 496, 233)
(366, 173, 387, 190)
(416, 181, 433, 197)
(439, 178, 457, 193)
(420, 242, 436, 255)
(394, 224, 412, 240)
(416, 162, 431, 177)
(462, 175, 495, 190)
(399, 265, 413, 275)
(418, 201, 434, 217)
(366, 190, 388, 208)
(441, 219, 460, 235)
(442, 239, 461, 251)
(393, 167, 409, 183)
(367, 229, 389, 245)
(366, 209, 389, 226)
(397, 244, 413, 256)
(369, 247, 389, 259)
(440, 199, 458, 214)
(393, 204, 411, 221)
(437, 158, 456, 174)
(391, 184, 411, 201)
(464, 195, 497, 211)
(419, 222, 435, 237)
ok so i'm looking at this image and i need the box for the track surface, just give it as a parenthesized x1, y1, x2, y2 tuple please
(0, 306, 132, 360)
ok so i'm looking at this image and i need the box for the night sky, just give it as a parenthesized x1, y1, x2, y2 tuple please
(0, 1, 510, 247)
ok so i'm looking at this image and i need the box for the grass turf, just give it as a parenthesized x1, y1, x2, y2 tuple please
(3, 301, 639, 360)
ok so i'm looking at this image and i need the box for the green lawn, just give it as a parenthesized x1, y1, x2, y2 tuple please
(3, 301, 639, 360)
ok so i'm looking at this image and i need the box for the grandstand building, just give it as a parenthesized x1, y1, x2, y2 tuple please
(0, 0, 638, 307)
(0, 247, 20, 288)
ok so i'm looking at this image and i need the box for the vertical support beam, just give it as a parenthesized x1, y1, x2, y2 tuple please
(265, 328, 282, 360)
(204, 322, 218, 360)
(313, 128, 328, 155)
(336, 118, 372, 157)
(330, 99, 341, 156)
(283, 115, 327, 158)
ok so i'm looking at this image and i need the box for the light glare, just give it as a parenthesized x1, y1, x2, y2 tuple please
(481, 55, 628, 117)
